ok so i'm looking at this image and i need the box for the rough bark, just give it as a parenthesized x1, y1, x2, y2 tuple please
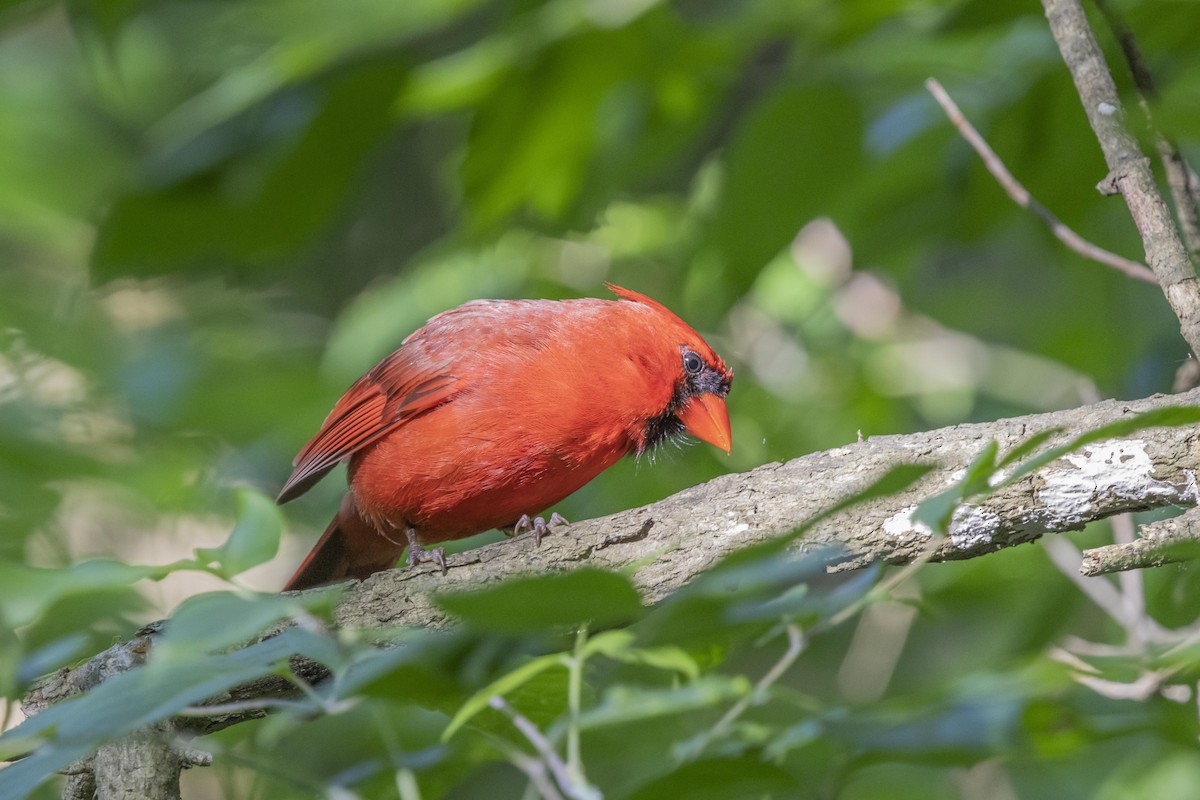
(91, 726, 182, 800)
(1081, 505, 1200, 576)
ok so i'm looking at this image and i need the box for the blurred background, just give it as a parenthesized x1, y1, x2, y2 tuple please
(3, 0, 1199, 797)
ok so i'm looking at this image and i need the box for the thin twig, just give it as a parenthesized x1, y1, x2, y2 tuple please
(1049, 646, 1178, 700)
(708, 623, 805, 741)
(925, 78, 1157, 285)
(1043, 534, 1173, 644)
(1043, 536, 1131, 625)
(500, 746, 565, 800)
(1110, 513, 1152, 649)
(178, 698, 308, 717)
(489, 697, 600, 800)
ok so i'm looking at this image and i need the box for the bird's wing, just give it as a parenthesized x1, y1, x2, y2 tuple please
(277, 348, 462, 504)
(277, 297, 584, 504)
(276, 297, 552, 503)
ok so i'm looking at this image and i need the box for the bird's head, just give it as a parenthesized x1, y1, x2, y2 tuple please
(608, 284, 734, 455)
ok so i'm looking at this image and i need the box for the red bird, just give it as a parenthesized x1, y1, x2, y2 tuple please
(278, 284, 733, 591)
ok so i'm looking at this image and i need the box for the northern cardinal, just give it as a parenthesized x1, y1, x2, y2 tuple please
(278, 284, 733, 590)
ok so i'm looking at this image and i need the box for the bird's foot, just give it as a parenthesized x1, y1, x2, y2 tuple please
(404, 528, 447, 575)
(511, 512, 568, 546)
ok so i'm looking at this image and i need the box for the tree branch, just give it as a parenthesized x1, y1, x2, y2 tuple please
(23, 387, 1200, 760)
(1080, 505, 1200, 576)
(1042, 0, 1200, 357)
(334, 390, 1200, 631)
(92, 725, 183, 800)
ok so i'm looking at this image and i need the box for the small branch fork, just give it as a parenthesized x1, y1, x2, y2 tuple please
(925, 77, 1157, 285)
(490, 697, 600, 800)
(1042, 0, 1200, 359)
(1044, 509, 1200, 706)
(1092, 0, 1200, 258)
(1088, 0, 1200, 394)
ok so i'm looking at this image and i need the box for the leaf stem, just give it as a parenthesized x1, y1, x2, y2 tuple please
(708, 623, 805, 742)
(566, 626, 586, 780)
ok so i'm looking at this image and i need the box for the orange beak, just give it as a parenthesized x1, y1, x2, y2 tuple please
(678, 394, 732, 454)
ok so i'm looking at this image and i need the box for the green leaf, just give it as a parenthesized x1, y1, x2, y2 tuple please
(17, 634, 92, 686)
(713, 83, 865, 280)
(461, 27, 643, 224)
(153, 591, 296, 662)
(764, 718, 824, 760)
(576, 676, 751, 730)
(195, 488, 284, 578)
(958, 440, 1001, 494)
(581, 629, 637, 659)
(498, 664, 573, 739)
(998, 427, 1062, 469)
(626, 756, 798, 800)
(435, 568, 644, 633)
(442, 652, 564, 741)
(610, 645, 702, 679)
(912, 440, 999, 534)
(0, 627, 337, 796)
(92, 59, 411, 280)
(584, 630, 701, 680)
(335, 631, 463, 706)
(0, 560, 174, 629)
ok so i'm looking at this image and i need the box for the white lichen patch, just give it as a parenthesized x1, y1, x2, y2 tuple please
(1038, 439, 1182, 524)
(882, 505, 934, 540)
(880, 438, 1187, 553)
(947, 506, 1000, 550)
(881, 503, 1000, 551)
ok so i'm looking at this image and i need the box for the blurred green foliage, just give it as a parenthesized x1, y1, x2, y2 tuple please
(2, 0, 1200, 797)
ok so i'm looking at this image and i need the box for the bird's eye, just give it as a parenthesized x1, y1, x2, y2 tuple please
(682, 350, 704, 376)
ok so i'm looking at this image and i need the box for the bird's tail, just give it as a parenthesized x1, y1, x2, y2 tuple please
(282, 494, 406, 591)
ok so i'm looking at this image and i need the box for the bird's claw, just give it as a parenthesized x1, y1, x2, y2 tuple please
(406, 542, 447, 575)
(512, 512, 568, 546)
(403, 527, 447, 575)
